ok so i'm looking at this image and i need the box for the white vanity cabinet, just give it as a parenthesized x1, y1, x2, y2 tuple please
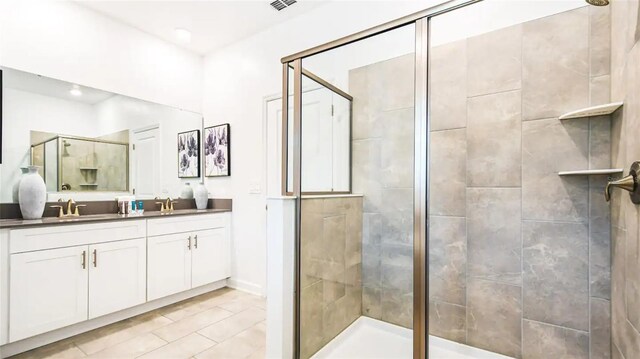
(9, 245, 89, 342)
(147, 213, 231, 301)
(88, 238, 146, 319)
(7, 220, 147, 342)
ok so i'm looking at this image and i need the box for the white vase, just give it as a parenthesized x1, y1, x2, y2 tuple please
(12, 167, 29, 203)
(194, 183, 209, 210)
(18, 166, 47, 220)
(180, 182, 194, 199)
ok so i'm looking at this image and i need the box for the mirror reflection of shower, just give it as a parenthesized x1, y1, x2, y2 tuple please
(62, 139, 71, 157)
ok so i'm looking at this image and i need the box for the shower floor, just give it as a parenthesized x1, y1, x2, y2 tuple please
(311, 316, 513, 359)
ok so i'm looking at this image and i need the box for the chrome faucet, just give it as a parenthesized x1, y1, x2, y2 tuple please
(50, 199, 86, 218)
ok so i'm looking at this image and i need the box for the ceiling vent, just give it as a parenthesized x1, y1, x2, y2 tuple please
(270, 0, 297, 11)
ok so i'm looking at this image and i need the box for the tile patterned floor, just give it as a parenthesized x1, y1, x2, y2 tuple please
(11, 288, 266, 359)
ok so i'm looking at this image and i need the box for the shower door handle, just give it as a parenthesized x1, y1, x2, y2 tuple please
(605, 161, 640, 204)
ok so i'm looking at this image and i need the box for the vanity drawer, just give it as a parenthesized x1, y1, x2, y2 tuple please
(10, 220, 147, 254)
(147, 213, 228, 237)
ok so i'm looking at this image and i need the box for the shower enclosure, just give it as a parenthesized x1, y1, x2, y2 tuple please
(282, 0, 614, 358)
(31, 135, 129, 192)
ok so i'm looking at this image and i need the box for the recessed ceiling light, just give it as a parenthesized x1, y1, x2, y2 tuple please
(70, 84, 82, 97)
(174, 28, 192, 44)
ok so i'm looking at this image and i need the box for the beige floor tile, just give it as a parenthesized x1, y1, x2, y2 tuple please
(74, 313, 172, 355)
(217, 296, 266, 313)
(246, 346, 266, 359)
(10, 340, 86, 359)
(197, 308, 266, 343)
(138, 333, 217, 359)
(158, 288, 240, 321)
(87, 333, 166, 359)
(153, 307, 234, 342)
(195, 323, 266, 359)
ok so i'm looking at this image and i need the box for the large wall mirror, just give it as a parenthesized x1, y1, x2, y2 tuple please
(1, 67, 203, 203)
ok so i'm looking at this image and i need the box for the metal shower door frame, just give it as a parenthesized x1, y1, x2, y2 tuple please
(281, 1, 482, 358)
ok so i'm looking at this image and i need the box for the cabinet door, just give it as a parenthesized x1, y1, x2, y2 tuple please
(191, 228, 230, 288)
(147, 233, 192, 301)
(10, 246, 89, 341)
(88, 238, 146, 319)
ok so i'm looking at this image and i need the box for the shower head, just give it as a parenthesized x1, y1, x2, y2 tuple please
(586, 0, 609, 6)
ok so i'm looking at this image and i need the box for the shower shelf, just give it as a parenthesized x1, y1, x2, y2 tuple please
(559, 102, 623, 120)
(79, 167, 98, 170)
(558, 169, 624, 176)
(78, 183, 98, 186)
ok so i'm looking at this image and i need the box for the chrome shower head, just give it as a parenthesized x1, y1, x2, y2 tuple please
(586, 0, 609, 6)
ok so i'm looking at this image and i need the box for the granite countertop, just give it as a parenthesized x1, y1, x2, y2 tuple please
(0, 208, 231, 229)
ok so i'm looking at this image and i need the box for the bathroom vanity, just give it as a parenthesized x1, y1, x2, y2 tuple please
(0, 209, 231, 356)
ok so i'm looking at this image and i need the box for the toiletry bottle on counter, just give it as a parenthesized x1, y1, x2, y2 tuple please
(131, 200, 136, 214)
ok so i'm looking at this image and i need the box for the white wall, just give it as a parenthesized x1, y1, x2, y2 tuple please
(0, 1, 203, 113)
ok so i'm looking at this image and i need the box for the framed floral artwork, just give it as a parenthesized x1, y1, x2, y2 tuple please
(204, 124, 230, 177)
(177, 129, 200, 178)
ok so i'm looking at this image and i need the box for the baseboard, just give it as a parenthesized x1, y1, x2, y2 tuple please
(227, 278, 264, 297)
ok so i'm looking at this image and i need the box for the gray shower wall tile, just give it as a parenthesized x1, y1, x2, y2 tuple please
(590, 5, 612, 77)
(352, 139, 382, 213)
(522, 7, 589, 120)
(625, 205, 640, 330)
(367, 53, 415, 112)
(466, 278, 522, 358)
(590, 75, 611, 106)
(379, 108, 414, 189)
(429, 301, 466, 343)
(522, 320, 589, 359)
(523, 220, 589, 331)
(381, 290, 412, 329)
(380, 262, 413, 294)
(522, 118, 589, 222)
(362, 286, 382, 319)
(467, 188, 522, 285)
(430, 129, 466, 216)
(429, 215, 466, 306)
(430, 40, 467, 131)
(590, 176, 611, 299)
(467, 24, 522, 97)
(591, 298, 612, 359)
(589, 116, 612, 170)
(466, 90, 522, 187)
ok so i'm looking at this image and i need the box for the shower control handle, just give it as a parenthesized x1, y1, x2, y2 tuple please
(605, 161, 640, 204)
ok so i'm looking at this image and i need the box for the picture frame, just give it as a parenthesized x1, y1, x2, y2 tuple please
(177, 129, 200, 178)
(204, 124, 230, 177)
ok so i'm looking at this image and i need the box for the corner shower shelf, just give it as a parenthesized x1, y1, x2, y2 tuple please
(79, 167, 98, 170)
(558, 169, 624, 176)
(78, 183, 98, 186)
(559, 102, 624, 120)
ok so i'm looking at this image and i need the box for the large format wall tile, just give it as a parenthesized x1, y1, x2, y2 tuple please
(590, 176, 611, 299)
(467, 90, 522, 187)
(590, 75, 611, 105)
(430, 40, 467, 131)
(467, 279, 522, 358)
(429, 216, 466, 306)
(523, 221, 589, 331)
(366, 53, 415, 112)
(522, 8, 589, 120)
(467, 24, 522, 97)
(590, 5, 611, 77)
(379, 108, 414, 189)
(590, 298, 611, 359)
(429, 301, 466, 343)
(522, 320, 589, 359)
(522, 118, 589, 222)
(467, 188, 522, 285)
(430, 129, 466, 216)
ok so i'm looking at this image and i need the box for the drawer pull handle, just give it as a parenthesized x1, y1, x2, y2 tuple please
(194, 235, 198, 249)
(81, 250, 86, 269)
(188, 236, 192, 250)
(93, 249, 97, 267)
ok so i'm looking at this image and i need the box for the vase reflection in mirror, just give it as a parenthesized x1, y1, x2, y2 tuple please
(194, 183, 208, 210)
(18, 166, 47, 220)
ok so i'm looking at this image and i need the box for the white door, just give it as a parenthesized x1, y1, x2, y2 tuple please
(147, 233, 192, 301)
(88, 238, 146, 319)
(132, 126, 160, 198)
(191, 228, 230, 288)
(10, 246, 89, 341)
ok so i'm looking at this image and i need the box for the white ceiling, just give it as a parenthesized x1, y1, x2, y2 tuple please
(76, 0, 328, 55)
